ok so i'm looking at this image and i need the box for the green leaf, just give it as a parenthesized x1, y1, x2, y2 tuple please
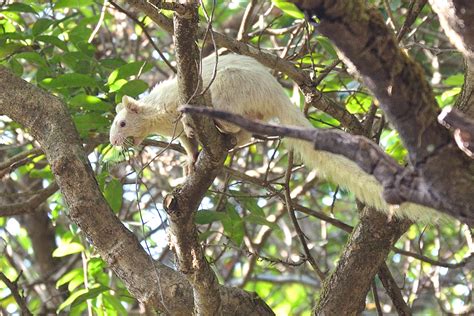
(107, 61, 152, 85)
(15, 51, 48, 67)
(50, 73, 98, 89)
(0, 43, 24, 59)
(198, 230, 216, 242)
(443, 74, 464, 87)
(103, 294, 128, 315)
(236, 195, 265, 217)
(9, 58, 23, 76)
(243, 214, 280, 230)
(87, 258, 106, 276)
(272, 0, 304, 19)
(104, 179, 123, 213)
(32, 18, 54, 36)
(36, 35, 68, 51)
(53, 242, 85, 257)
(55, 0, 94, 9)
(317, 36, 338, 59)
(73, 113, 110, 137)
(222, 208, 244, 245)
(58, 284, 108, 312)
(69, 94, 111, 112)
(2, 3, 37, 14)
(56, 268, 83, 288)
(195, 210, 228, 224)
(117, 79, 148, 98)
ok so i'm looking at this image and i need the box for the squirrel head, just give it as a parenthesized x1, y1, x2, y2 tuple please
(109, 95, 148, 147)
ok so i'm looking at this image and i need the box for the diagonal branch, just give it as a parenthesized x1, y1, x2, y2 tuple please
(163, 3, 227, 315)
(289, 0, 474, 225)
(181, 106, 473, 224)
(0, 272, 32, 316)
(0, 66, 274, 315)
(0, 182, 59, 217)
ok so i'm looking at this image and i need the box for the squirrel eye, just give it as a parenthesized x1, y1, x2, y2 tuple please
(119, 121, 126, 128)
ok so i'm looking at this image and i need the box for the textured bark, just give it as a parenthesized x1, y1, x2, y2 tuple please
(164, 4, 228, 315)
(0, 66, 273, 315)
(314, 208, 410, 315)
(290, 0, 474, 225)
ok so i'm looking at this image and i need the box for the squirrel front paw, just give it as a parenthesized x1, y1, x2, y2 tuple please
(181, 113, 196, 139)
(183, 153, 198, 176)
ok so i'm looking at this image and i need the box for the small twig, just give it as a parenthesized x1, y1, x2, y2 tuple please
(397, 0, 428, 42)
(237, 0, 257, 41)
(0, 182, 59, 217)
(88, 0, 108, 43)
(392, 247, 473, 269)
(109, 0, 176, 73)
(378, 264, 412, 316)
(0, 148, 43, 174)
(372, 279, 384, 316)
(284, 151, 325, 281)
(0, 272, 32, 316)
(382, 0, 399, 32)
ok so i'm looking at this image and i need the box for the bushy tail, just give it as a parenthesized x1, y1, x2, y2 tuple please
(277, 102, 442, 223)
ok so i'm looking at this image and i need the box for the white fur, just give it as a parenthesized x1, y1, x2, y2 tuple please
(110, 54, 443, 223)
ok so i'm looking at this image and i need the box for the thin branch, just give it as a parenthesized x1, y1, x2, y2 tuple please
(284, 151, 325, 281)
(0, 182, 59, 217)
(108, 0, 176, 73)
(372, 279, 384, 316)
(0, 272, 32, 316)
(377, 264, 412, 315)
(397, 0, 428, 42)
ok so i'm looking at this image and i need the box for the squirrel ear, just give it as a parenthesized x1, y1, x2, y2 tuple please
(122, 95, 141, 114)
(115, 103, 124, 113)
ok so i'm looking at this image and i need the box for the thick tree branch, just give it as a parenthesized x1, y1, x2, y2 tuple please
(314, 208, 410, 315)
(0, 66, 273, 315)
(164, 3, 228, 315)
(181, 106, 460, 218)
(289, 0, 474, 225)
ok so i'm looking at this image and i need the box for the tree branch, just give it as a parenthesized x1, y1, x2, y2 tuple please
(314, 208, 410, 315)
(163, 3, 227, 315)
(0, 66, 273, 315)
(289, 0, 474, 225)
(0, 272, 32, 316)
(0, 182, 59, 217)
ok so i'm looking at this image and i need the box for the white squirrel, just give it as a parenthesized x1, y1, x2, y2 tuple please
(110, 54, 440, 223)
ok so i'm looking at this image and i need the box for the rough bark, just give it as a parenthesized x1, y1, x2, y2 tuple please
(314, 208, 410, 315)
(0, 66, 273, 315)
(164, 3, 230, 315)
(290, 0, 474, 225)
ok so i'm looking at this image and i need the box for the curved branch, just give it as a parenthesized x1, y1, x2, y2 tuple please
(0, 66, 273, 315)
(289, 0, 474, 225)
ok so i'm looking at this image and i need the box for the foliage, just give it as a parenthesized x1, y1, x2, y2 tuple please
(0, 0, 472, 315)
